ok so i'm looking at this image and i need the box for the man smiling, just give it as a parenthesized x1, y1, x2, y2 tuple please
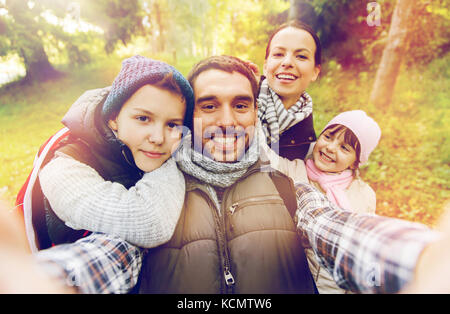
(192, 69, 256, 162)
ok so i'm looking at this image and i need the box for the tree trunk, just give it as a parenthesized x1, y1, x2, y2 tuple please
(369, 0, 414, 109)
(7, 0, 61, 83)
(288, 0, 316, 26)
(20, 43, 61, 83)
(288, 0, 300, 20)
(153, 2, 165, 53)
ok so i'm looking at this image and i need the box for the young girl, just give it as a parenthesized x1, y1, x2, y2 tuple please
(263, 110, 381, 293)
(258, 20, 321, 160)
(37, 55, 194, 250)
(307, 110, 381, 214)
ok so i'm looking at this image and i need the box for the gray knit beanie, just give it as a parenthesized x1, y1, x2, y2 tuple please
(102, 55, 194, 129)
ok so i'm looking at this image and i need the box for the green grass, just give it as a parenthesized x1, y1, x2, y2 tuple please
(1, 54, 449, 227)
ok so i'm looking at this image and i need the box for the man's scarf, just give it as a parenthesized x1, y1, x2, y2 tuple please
(175, 132, 260, 188)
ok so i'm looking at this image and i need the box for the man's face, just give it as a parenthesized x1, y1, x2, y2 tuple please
(192, 69, 257, 163)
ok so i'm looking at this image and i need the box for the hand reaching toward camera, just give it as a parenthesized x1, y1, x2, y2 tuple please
(402, 202, 450, 293)
(243, 60, 261, 85)
(0, 200, 73, 293)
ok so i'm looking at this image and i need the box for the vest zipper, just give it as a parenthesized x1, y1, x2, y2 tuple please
(226, 196, 284, 233)
(223, 195, 285, 290)
(192, 167, 281, 294)
(224, 267, 235, 286)
(229, 203, 238, 215)
(227, 195, 284, 216)
(221, 188, 235, 294)
(221, 166, 290, 292)
(227, 203, 238, 231)
(196, 188, 235, 294)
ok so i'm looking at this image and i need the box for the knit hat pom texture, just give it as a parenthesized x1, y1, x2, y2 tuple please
(102, 55, 194, 128)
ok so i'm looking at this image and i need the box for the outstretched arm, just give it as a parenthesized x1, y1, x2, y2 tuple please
(402, 204, 450, 293)
(35, 233, 144, 294)
(0, 200, 72, 293)
(295, 183, 440, 293)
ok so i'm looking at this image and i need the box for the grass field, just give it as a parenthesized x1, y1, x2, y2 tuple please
(0, 53, 449, 227)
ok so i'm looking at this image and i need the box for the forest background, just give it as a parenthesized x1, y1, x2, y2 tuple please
(0, 0, 448, 226)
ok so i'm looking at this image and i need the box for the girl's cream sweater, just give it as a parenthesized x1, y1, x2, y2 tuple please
(39, 153, 185, 248)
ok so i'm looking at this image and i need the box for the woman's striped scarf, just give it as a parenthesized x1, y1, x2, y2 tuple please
(257, 78, 313, 144)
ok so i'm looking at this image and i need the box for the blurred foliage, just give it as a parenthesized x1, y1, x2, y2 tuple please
(0, 0, 143, 80)
(1, 0, 448, 81)
(82, 0, 145, 53)
(290, 0, 450, 70)
(139, 0, 288, 67)
(404, 0, 450, 66)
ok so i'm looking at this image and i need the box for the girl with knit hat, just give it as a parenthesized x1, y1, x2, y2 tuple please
(37, 55, 194, 251)
(307, 110, 381, 214)
(263, 110, 381, 293)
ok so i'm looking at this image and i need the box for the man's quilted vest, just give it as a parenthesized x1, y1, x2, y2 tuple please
(137, 164, 316, 294)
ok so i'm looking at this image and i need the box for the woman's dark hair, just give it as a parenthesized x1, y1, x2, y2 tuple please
(265, 20, 322, 66)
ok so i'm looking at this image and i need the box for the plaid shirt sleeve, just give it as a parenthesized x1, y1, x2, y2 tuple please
(294, 183, 441, 294)
(34, 233, 144, 294)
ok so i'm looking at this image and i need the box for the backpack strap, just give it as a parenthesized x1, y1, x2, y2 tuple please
(18, 127, 106, 252)
(263, 161, 318, 293)
(269, 170, 298, 219)
(42, 138, 104, 247)
(259, 160, 298, 219)
(19, 128, 71, 252)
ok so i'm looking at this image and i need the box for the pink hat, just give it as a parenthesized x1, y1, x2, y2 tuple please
(322, 110, 381, 165)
